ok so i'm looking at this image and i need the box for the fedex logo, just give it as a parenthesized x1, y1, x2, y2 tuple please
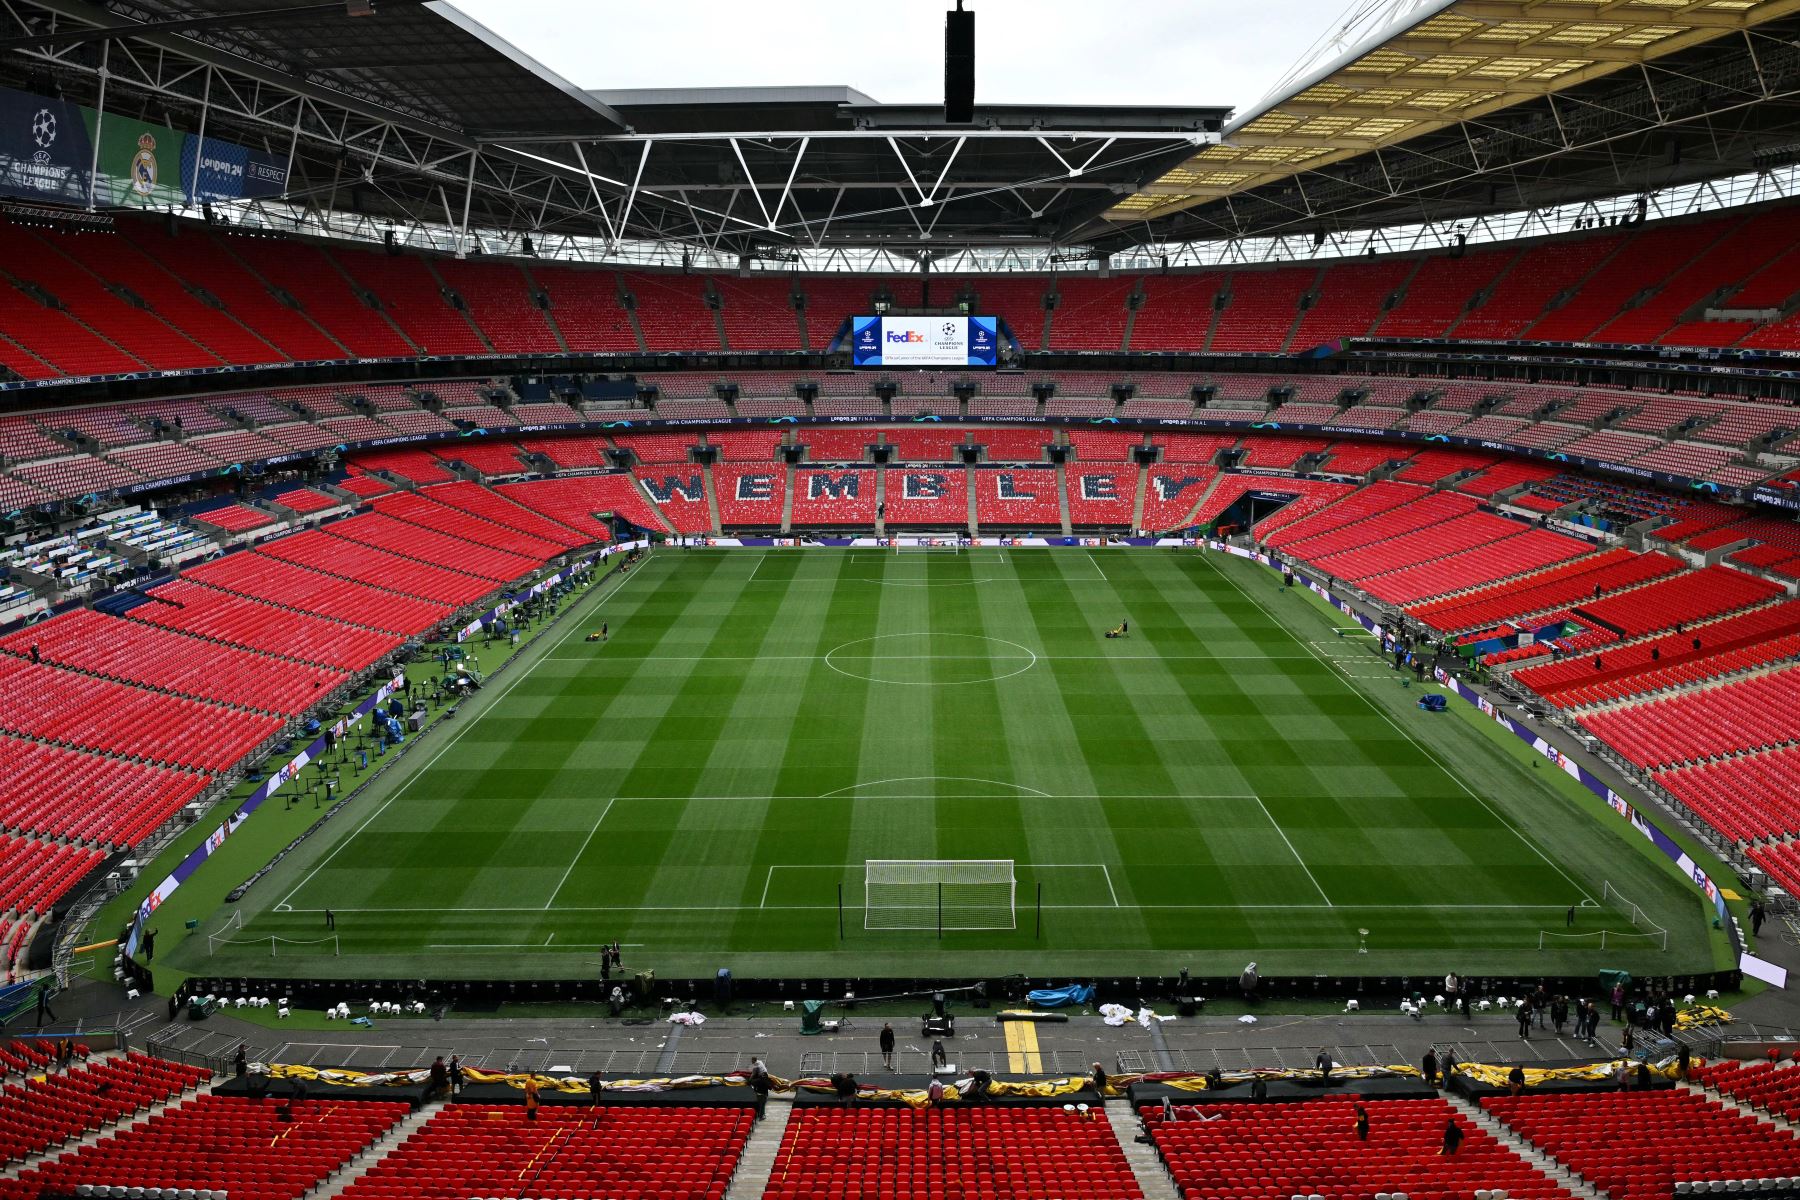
(887, 330, 927, 343)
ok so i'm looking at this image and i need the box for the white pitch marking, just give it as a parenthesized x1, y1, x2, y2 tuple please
(1202, 551, 1597, 905)
(279, 556, 664, 910)
(745, 554, 766, 584)
(544, 797, 616, 909)
(821, 776, 1053, 798)
(1085, 551, 1110, 582)
(1249, 792, 1334, 908)
(1102, 863, 1121, 908)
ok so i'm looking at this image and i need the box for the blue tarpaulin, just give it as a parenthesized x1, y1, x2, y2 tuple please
(1026, 984, 1095, 1008)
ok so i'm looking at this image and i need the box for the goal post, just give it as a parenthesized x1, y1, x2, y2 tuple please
(895, 538, 960, 553)
(865, 859, 1016, 931)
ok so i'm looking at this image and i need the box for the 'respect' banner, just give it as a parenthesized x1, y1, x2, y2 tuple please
(0, 83, 287, 209)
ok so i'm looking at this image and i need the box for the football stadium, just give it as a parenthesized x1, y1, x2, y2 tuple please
(2, 0, 1800, 1195)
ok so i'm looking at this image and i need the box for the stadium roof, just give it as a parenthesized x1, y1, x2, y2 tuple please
(1090, 0, 1800, 246)
(5, 0, 1800, 257)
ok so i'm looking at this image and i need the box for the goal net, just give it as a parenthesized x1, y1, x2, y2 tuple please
(865, 859, 1015, 930)
(896, 539, 960, 553)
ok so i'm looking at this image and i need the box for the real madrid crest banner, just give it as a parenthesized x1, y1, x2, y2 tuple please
(0, 83, 288, 209)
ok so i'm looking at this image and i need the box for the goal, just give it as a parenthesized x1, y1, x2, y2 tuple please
(896, 538, 960, 553)
(865, 859, 1015, 931)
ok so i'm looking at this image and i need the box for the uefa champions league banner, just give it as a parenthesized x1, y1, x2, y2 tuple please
(124, 674, 405, 958)
(0, 84, 287, 210)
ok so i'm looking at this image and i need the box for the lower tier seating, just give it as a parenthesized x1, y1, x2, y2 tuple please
(764, 1106, 1142, 1200)
(885, 467, 969, 526)
(1576, 664, 1800, 769)
(0, 1052, 209, 1167)
(1483, 1089, 1800, 1200)
(1141, 466, 1219, 531)
(1693, 1060, 1800, 1124)
(1659, 742, 1800, 843)
(0, 1094, 409, 1200)
(1145, 1097, 1567, 1200)
(336, 1104, 752, 1200)
(790, 468, 878, 525)
(974, 466, 1062, 527)
(0, 733, 208, 847)
(715, 464, 788, 526)
(1407, 549, 1683, 635)
(126, 579, 403, 671)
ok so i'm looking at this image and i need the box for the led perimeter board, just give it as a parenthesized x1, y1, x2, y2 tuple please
(851, 315, 999, 367)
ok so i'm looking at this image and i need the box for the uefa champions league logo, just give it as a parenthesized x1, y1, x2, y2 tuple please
(30, 107, 56, 164)
(942, 322, 957, 336)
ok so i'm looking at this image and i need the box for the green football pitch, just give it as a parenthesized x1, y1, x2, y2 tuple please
(183, 547, 1719, 981)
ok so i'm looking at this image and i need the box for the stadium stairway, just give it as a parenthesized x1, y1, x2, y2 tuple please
(705, 462, 725, 534)
(966, 465, 980, 535)
(1105, 1099, 1181, 1200)
(1056, 460, 1074, 536)
(873, 465, 887, 536)
(1442, 1092, 1607, 1200)
(780, 462, 796, 533)
(720, 1096, 793, 1200)
(313, 1102, 441, 1200)
(1130, 464, 1149, 532)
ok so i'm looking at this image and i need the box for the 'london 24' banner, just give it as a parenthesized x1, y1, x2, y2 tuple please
(0, 84, 288, 208)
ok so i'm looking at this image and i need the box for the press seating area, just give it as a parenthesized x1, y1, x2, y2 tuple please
(791, 468, 877, 525)
(708, 429, 788, 462)
(191, 502, 277, 533)
(0, 608, 348, 716)
(0, 654, 282, 772)
(975, 466, 1062, 526)
(1407, 548, 1683, 634)
(1577, 664, 1800, 769)
(615, 432, 696, 464)
(979, 428, 1054, 462)
(884, 467, 969, 525)
(802, 429, 877, 462)
(885, 428, 972, 461)
(715, 464, 787, 526)
(1482, 1088, 1800, 1200)
(0, 1051, 209, 1167)
(347, 447, 456, 484)
(0, 1094, 409, 1200)
(1145, 1097, 1564, 1200)
(337, 1103, 750, 1200)
(765, 1106, 1141, 1200)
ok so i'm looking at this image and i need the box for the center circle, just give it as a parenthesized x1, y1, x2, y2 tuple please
(823, 632, 1039, 686)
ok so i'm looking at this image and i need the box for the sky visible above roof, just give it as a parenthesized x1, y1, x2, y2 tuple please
(448, 0, 1352, 112)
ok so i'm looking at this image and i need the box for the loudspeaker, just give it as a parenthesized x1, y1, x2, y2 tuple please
(944, 4, 975, 123)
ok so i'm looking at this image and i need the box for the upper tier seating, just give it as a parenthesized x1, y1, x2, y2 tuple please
(0, 1094, 409, 1200)
(765, 1106, 1142, 1200)
(974, 466, 1062, 527)
(0, 1052, 209, 1167)
(531, 264, 639, 351)
(1290, 258, 1414, 347)
(1210, 266, 1314, 352)
(626, 272, 721, 351)
(1376, 250, 1512, 337)
(1131, 272, 1225, 350)
(1483, 1089, 1800, 1200)
(330, 247, 486, 355)
(433, 258, 561, 354)
(1147, 1097, 1571, 1200)
(226, 236, 417, 357)
(336, 1104, 752, 1200)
